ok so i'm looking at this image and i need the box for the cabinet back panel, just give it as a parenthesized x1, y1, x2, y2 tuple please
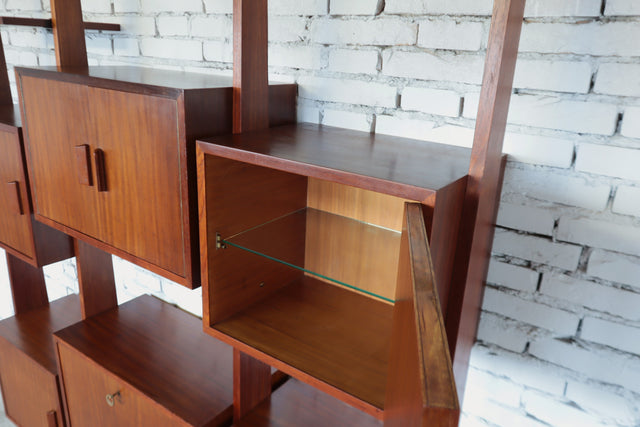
(0, 130, 34, 258)
(203, 156, 307, 324)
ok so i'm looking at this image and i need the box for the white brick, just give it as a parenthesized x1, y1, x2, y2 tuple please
(482, 288, 580, 335)
(204, 0, 233, 14)
(503, 132, 574, 168)
(621, 107, 640, 139)
(422, 125, 474, 148)
(476, 312, 530, 352)
(327, 49, 378, 74)
(513, 59, 592, 93)
(112, 16, 156, 36)
(386, 0, 493, 16)
(330, 0, 381, 15)
(582, 317, 640, 356)
(605, 0, 640, 16)
(587, 250, 640, 289)
(82, 0, 111, 13)
(269, 0, 327, 15)
(558, 217, 640, 257)
(6, 0, 42, 10)
(269, 17, 307, 42)
(322, 110, 371, 132)
(141, 38, 202, 61)
(9, 30, 49, 49)
(465, 367, 524, 408)
(613, 186, 640, 217)
(297, 105, 320, 124)
(520, 22, 640, 57)
(311, 18, 416, 46)
(401, 87, 461, 117)
(383, 50, 484, 84)
(496, 203, 555, 236)
(504, 95, 618, 136)
(417, 20, 483, 51)
(269, 45, 323, 69)
(503, 168, 610, 211)
(141, 0, 202, 13)
(38, 53, 57, 66)
(375, 115, 436, 141)
(203, 40, 232, 62)
(522, 391, 602, 427)
(463, 397, 548, 427)
(524, 0, 601, 17)
(487, 260, 539, 292)
(85, 36, 112, 56)
(565, 382, 638, 426)
(529, 338, 640, 394)
(4, 49, 38, 66)
(114, 38, 139, 57)
(298, 76, 396, 108)
(470, 346, 567, 395)
(160, 280, 203, 318)
(114, 0, 139, 13)
(492, 229, 582, 271)
(191, 16, 231, 39)
(596, 63, 640, 98)
(157, 16, 189, 37)
(540, 273, 640, 320)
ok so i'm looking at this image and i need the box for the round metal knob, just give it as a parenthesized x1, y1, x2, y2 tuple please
(106, 391, 121, 407)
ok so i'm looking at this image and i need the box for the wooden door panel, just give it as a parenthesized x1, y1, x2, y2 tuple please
(88, 87, 185, 277)
(19, 76, 101, 237)
(58, 342, 183, 427)
(0, 130, 34, 257)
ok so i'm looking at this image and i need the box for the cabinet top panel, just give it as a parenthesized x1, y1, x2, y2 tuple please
(16, 65, 237, 92)
(198, 123, 471, 201)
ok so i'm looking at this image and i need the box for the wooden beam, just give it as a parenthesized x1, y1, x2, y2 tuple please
(233, 349, 271, 422)
(232, 0, 269, 133)
(6, 253, 48, 315)
(75, 239, 117, 319)
(0, 16, 120, 32)
(0, 32, 13, 106)
(445, 0, 526, 402)
(50, 0, 88, 69)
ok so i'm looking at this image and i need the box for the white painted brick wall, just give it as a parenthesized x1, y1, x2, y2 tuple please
(1, 3, 639, 427)
(416, 20, 484, 51)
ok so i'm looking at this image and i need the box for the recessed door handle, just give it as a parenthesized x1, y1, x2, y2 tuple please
(7, 181, 24, 215)
(94, 148, 108, 192)
(75, 144, 93, 186)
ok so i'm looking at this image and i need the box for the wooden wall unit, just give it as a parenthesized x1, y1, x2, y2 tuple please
(16, 66, 296, 289)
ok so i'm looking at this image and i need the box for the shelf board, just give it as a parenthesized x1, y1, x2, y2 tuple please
(236, 378, 382, 427)
(213, 276, 393, 413)
(0, 16, 120, 31)
(54, 294, 233, 427)
(198, 123, 471, 201)
(224, 207, 401, 303)
(0, 294, 81, 374)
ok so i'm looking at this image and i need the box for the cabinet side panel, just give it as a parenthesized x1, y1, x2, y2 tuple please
(202, 155, 307, 324)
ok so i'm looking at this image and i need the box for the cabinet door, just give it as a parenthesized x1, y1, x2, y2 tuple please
(19, 76, 102, 239)
(58, 342, 184, 426)
(87, 87, 186, 277)
(0, 130, 34, 258)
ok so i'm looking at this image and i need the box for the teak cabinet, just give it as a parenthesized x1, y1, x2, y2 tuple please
(16, 66, 295, 288)
(197, 123, 468, 424)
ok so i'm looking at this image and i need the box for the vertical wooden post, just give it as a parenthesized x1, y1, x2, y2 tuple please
(232, 0, 269, 134)
(233, 349, 272, 421)
(0, 33, 13, 106)
(74, 239, 117, 319)
(6, 253, 48, 315)
(50, 0, 88, 69)
(445, 0, 526, 402)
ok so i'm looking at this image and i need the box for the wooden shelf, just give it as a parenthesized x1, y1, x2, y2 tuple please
(198, 123, 471, 201)
(54, 294, 234, 426)
(235, 378, 382, 427)
(212, 276, 393, 414)
(0, 16, 120, 31)
(224, 207, 401, 302)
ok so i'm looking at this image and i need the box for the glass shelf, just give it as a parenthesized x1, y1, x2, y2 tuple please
(223, 208, 401, 303)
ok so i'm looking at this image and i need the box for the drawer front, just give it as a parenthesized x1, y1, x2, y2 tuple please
(57, 342, 185, 427)
(0, 340, 63, 427)
(0, 130, 35, 259)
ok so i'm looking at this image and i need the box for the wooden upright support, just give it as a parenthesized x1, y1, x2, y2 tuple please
(74, 239, 117, 319)
(445, 0, 526, 400)
(50, 0, 88, 69)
